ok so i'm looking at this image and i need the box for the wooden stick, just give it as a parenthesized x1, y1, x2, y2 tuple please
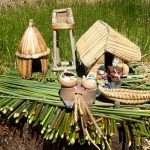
(69, 29, 76, 66)
(74, 95, 78, 122)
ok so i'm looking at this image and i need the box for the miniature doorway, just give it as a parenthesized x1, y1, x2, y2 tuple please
(32, 59, 42, 73)
(105, 52, 114, 71)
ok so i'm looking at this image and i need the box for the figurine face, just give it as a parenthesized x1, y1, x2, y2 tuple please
(112, 59, 119, 67)
(98, 70, 105, 75)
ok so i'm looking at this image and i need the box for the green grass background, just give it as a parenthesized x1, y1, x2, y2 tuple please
(0, 0, 150, 69)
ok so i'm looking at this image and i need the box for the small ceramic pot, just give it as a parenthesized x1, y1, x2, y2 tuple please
(81, 72, 97, 89)
(59, 71, 77, 88)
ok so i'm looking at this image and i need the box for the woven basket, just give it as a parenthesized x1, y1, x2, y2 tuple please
(99, 86, 150, 104)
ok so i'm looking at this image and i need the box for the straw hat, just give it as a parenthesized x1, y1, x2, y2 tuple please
(16, 19, 50, 59)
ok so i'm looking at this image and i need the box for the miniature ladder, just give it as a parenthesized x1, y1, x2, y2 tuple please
(51, 8, 76, 71)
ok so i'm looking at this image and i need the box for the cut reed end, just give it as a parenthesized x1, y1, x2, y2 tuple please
(29, 19, 34, 27)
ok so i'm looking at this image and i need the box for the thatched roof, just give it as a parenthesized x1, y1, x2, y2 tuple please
(16, 19, 50, 59)
(76, 20, 141, 68)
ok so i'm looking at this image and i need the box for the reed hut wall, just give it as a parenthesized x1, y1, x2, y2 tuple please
(18, 58, 32, 79)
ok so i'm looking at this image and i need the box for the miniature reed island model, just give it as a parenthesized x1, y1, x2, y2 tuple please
(0, 8, 150, 150)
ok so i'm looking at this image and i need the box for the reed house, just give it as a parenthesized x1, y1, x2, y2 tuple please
(76, 20, 141, 71)
(16, 20, 50, 79)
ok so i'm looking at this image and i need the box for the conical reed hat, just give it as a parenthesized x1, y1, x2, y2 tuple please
(16, 19, 50, 59)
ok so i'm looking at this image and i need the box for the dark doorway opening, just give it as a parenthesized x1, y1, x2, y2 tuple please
(32, 59, 42, 73)
(105, 52, 114, 71)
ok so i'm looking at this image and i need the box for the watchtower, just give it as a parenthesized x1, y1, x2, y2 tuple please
(51, 8, 76, 71)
